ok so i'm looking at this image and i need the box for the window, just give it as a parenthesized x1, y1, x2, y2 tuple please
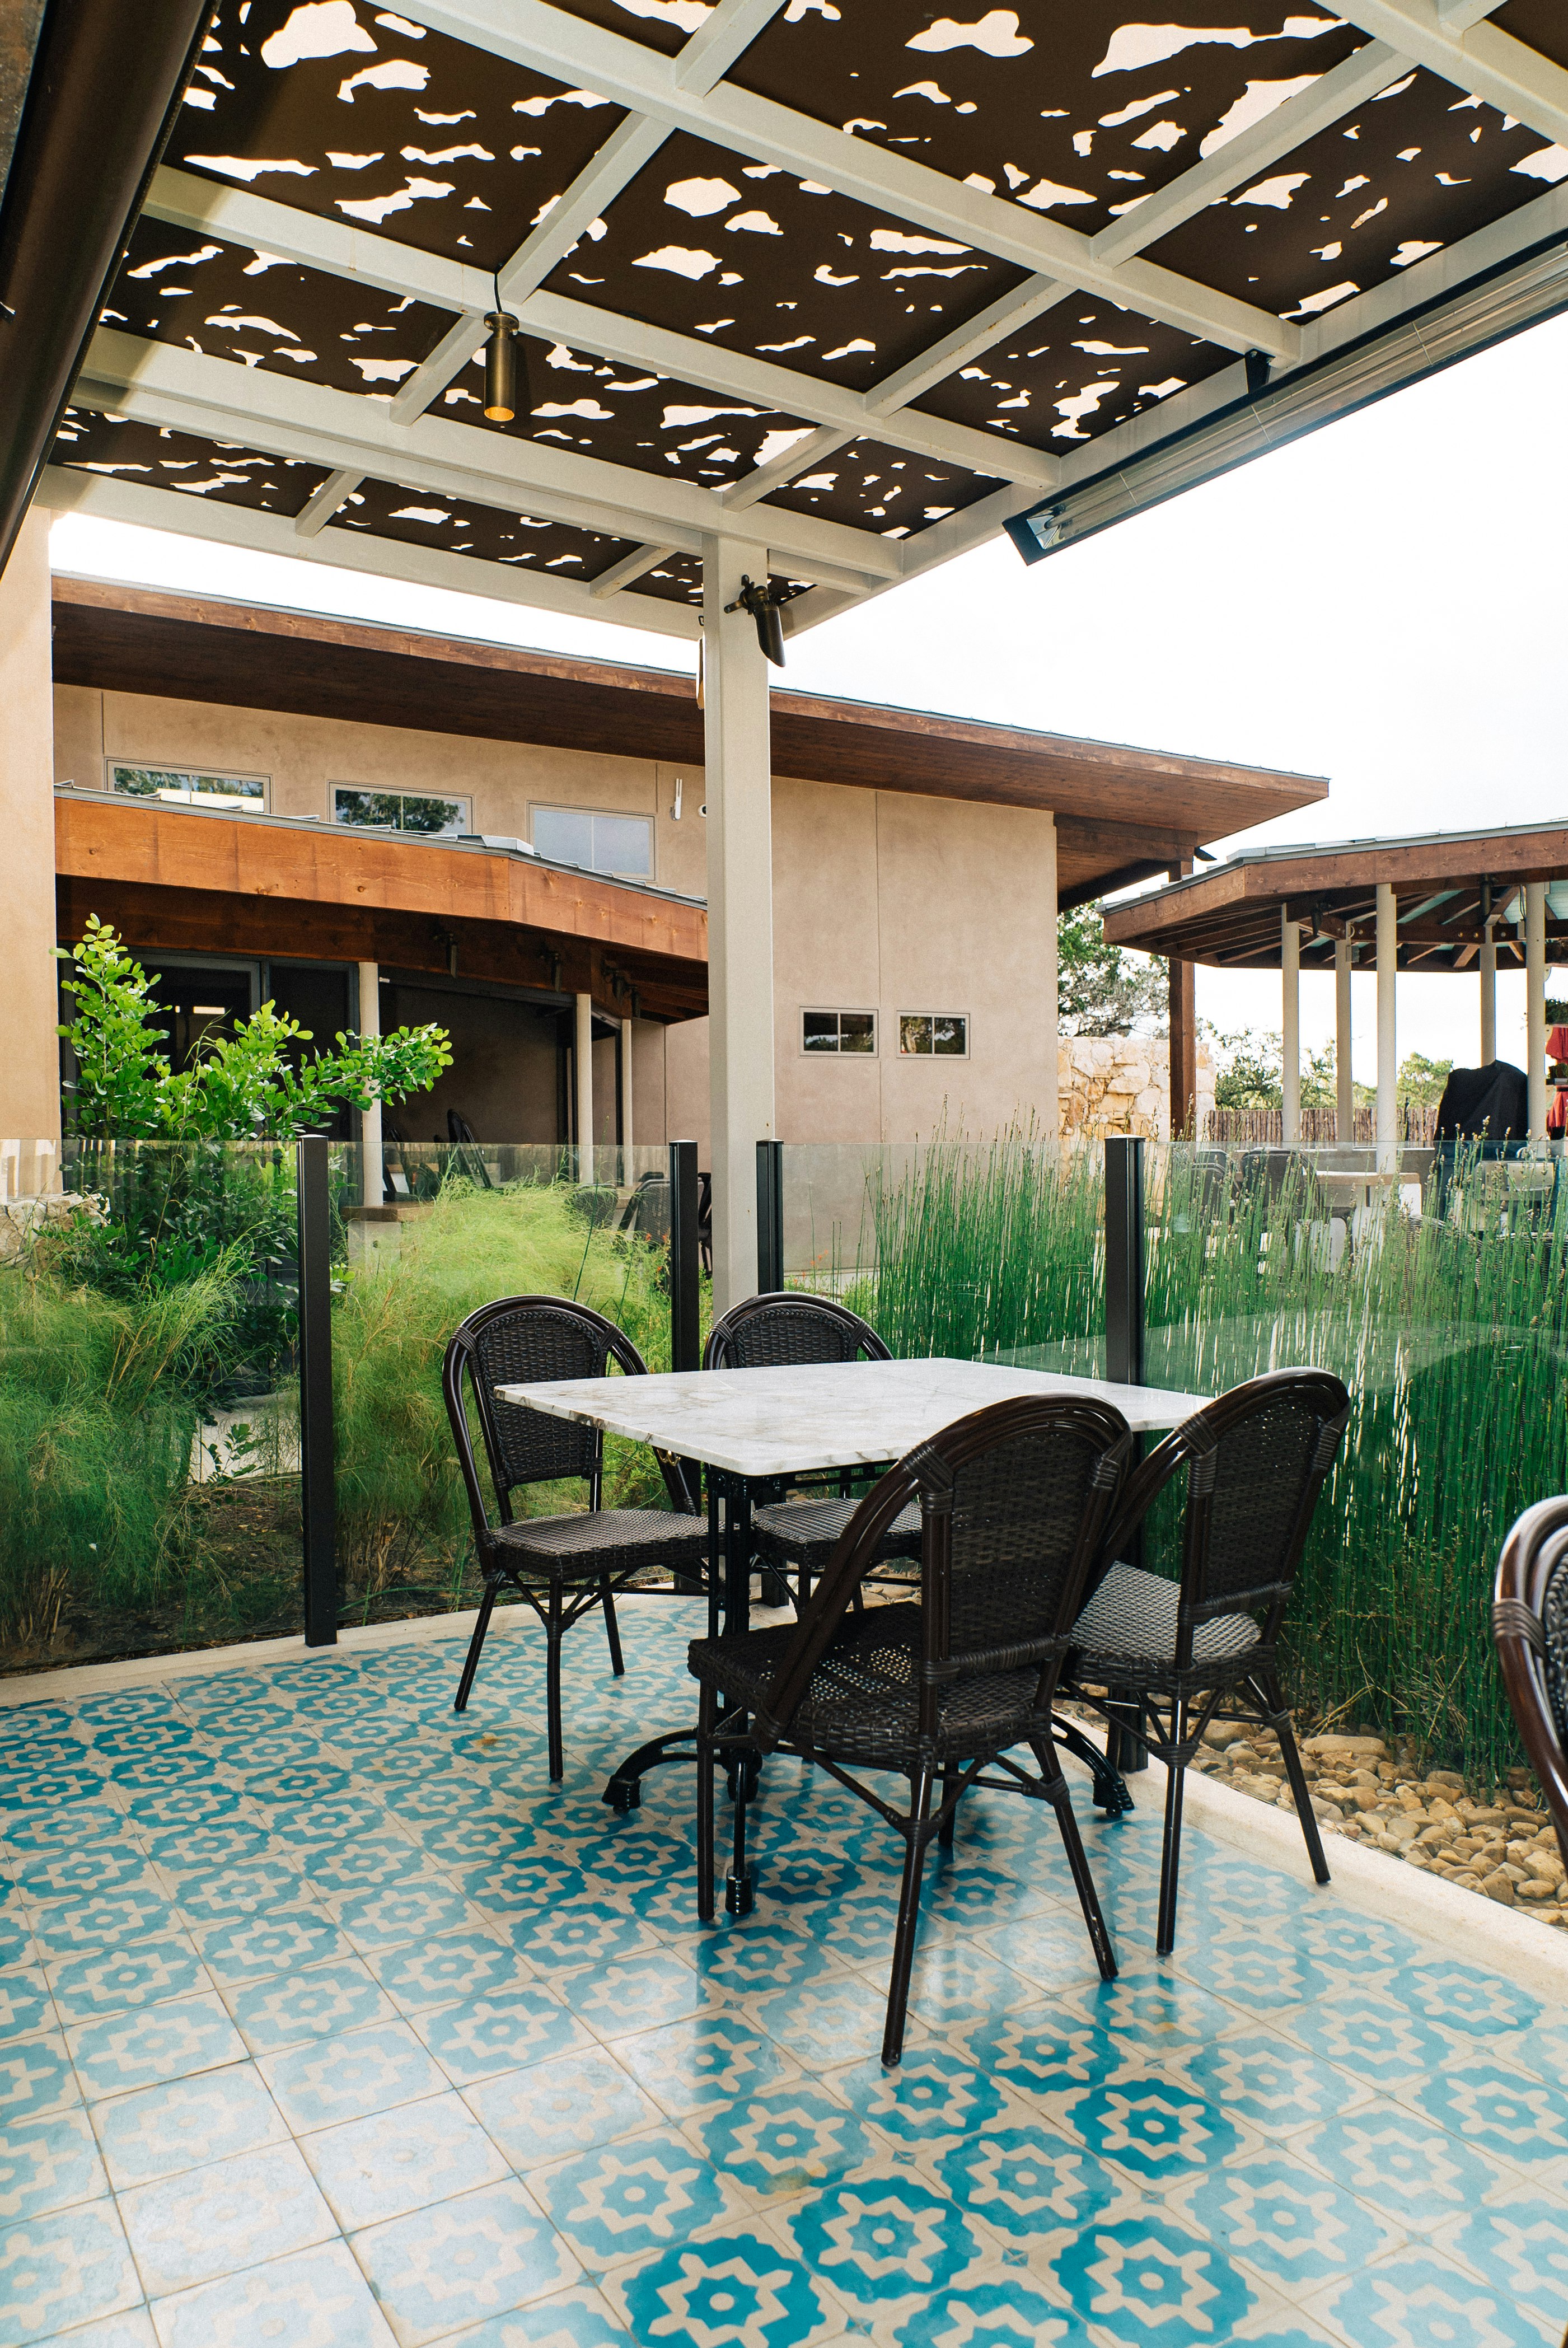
(803, 1009, 877, 1055)
(110, 764, 266, 812)
(900, 1013, 968, 1058)
(333, 787, 470, 837)
(532, 805, 653, 878)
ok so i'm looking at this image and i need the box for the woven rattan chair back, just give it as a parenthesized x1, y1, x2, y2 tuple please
(444, 1294, 648, 1531)
(755, 1394, 1131, 1752)
(703, 1289, 892, 1372)
(1494, 1496, 1568, 1870)
(1097, 1370, 1350, 1662)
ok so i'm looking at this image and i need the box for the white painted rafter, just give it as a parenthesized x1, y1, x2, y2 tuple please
(720, 424, 848, 511)
(1329, 0, 1568, 146)
(588, 544, 677, 597)
(860, 278, 1070, 421)
(74, 328, 900, 591)
(1436, 0, 1500, 25)
(672, 0, 787, 96)
(294, 468, 361, 537)
(38, 465, 701, 638)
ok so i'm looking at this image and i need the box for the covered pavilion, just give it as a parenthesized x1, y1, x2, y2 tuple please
(1103, 818, 1568, 1143)
(4, 0, 1568, 1299)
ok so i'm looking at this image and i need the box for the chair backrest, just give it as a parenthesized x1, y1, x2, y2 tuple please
(752, 1395, 1130, 1748)
(1494, 1496, 1568, 1871)
(1096, 1369, 1351, 1668)
(443, 1294, 652, 1533)
(704, 1289, 892, 1372)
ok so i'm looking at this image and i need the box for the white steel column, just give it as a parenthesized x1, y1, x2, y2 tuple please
(1335, 938, 1354, 1142)
(1526, 881, 1548, 1140)
(620, 1017, 634, 1166)
(1281, 910, 1301, 1144)
(702, 535, 776, 1317)
(1480, 929, 1497, 1064)
(357, 961, 382, 1206)
(575, 992, 595, 1183)
(1376, 883, 1398, 1172)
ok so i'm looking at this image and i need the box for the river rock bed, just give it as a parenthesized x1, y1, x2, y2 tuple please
(1190, 1721, 1566, 1926)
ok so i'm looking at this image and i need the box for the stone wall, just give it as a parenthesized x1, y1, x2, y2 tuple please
(1058, 1034, 1215, 1143)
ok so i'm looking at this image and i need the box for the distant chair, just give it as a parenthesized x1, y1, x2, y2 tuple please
(444, 1295, 709, 1779)
(1492, 1498, 1568, 1871)
(704, 1291, 920, 1607)
(688, 1393, 1132, 2066)
(1062, 1369, 1351, 1954)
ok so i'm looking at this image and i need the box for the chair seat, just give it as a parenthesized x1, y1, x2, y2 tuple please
(489, 1507, 709, 1584)
(751, 1493, 922, 1576)
(1070, 1561, 1260, 1675)
(689, 1603, 1052, 1765)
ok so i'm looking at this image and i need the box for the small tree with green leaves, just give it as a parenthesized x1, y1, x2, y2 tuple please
(58, 917, 452, 1140)
(1057, 904, 1168, 1038)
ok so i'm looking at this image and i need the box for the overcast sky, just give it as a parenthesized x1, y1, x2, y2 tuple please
(51, 302, 1568, 1081)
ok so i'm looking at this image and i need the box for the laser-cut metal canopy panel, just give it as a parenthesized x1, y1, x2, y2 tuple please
(44, 0, 1568, 637)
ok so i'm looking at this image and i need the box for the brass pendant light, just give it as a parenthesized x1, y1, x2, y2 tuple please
(483, 310, 521, 422)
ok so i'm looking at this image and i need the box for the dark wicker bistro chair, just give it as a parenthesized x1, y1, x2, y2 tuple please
(444, 1295, 710, 1780)
(1061, 1369, 1351, 1956)
(704, 1290, 921, 1607)
(689, 1393, 1132, 2068)
(1493, 1497, 1568, 1869)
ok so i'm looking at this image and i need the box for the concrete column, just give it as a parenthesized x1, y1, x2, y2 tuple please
(1376, 882, 1398, 1171)
(574, 991, 594, 1184)
(1281, 909, 1301, 1145)
(1480, 932, 1497, 1065)
(1526, 881, 1548, 1140)
(702, 536, 775, 1317)
(620, 1017, 634, 1166)
(357, 960, 382, 1206)
(0, 509, 60, 1157)
(1335, 938, 1354, 1142)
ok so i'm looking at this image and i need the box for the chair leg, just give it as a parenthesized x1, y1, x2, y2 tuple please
(696, 1685, 717, 1923)
(938, 1765, 958, 1850)
(545, 1582, 565, 1784)
(600, 1575, 625, 1677)
(453, 1583, 497, 1713)
(883, 1766, 935, 2069)
(1031, 1736, 1116, 1982)
(727, 1720, 754, 1916)
(1156, 1698, 1188, 1957)
(1268, 1675, 1331, 1886)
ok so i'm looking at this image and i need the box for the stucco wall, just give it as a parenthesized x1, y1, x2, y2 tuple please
(2, 517, 60, 1150)
(53, 685, 1059, 1147)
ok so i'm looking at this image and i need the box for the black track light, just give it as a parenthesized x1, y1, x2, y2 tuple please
(483, 310, 521, 422)
(726, 574, 788, 667)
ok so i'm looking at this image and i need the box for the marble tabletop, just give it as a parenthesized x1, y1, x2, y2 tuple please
(494, 1355, 1211, 1480)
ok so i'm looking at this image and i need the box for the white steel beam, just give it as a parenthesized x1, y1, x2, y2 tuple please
(144, 170, 1056, 490)
(720, 424, 848, 511)
(1437, 0, 1500, 24)
(294, 467, 360, 537)
(862, 277, 1070, 419)
(1330, 0, 1568, 147)
(589, 543, 676, 597)
(77, 328, 903, 588)
(673, 0, 787, 96)
(1092, 42, 1409, 268)
(37, 463, 701, 639)
(385, 0, 1303, 357)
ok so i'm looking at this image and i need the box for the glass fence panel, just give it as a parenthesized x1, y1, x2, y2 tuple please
(1143, 1137, 1568, 1782)
(781, 1137, 1106, 1373)
(325, 1142, 682, 1634)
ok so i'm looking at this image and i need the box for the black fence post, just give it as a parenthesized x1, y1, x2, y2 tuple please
(668, 1139, 701, 1373)
(296, 1133, 338, 1647)
(1103, 1135, 1146, 1769)
(756, 1139, 783, 1294)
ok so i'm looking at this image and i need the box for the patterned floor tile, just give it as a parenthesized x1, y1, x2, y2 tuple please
(606, 2221, 845, 2348)
(38, 2311, 156, 2347)
(263, 1797, 388, 1850)
(1277, 1986, 1454, 2088)
(170, 1861, 311, 1928)
(261, 2019, 448, 2131)
(1162, 2024, 1372, 2140)
(120, 1786, 248, 1836)
(0, 2195, 142, 2344)
(299, 2089, 510, 2229)
(560, 1952, 723, 2043)
(958, 2008, 1126, 2098)
(754, 1977, 924, 2073)
(367, 1930, 522, 2015)
(414, 1988, 591, 2085)
(224, 1956, 396, 2057)
(971, 1912, 1118, 1999)
(308, 1835, 429, 1900)
(0, 2033, 81, 2125)
(428, 2280, 636, 2345)
(1051, 2203, 1259, 2345)
(463, 2048, 659, 2167)
(28, 1891, 180, 1966)
(1304, 2248, 1558, 2346)
(784, 2166, 985, 2313)
(615, 2010, 790, 2117)
(331, 1884, 476, 1957)
(1064, 1967, 1241, 2059)
(528, 2125, 736, 2270)
(1171, 2146, 1405, 2296)
(1060, 2062, 1246, 2188)
(45, 1937, 212, 2028)
(1452, 2185, 1568, 2334)
(839, 2050, 1006, 2149)
(117, 2142, 335, 2296)
(690, 1922, 843, 2000)
(1166, 1926, 1327, 2015)
(1401, 1962, 1541, 2043)
(148, 2237, 398, 2347)
(687, 2082, 873, 2201)
(0, 2108, 107, 2225)
(933, 2124, 1131, 2257)
(14, 1849, 160, 1906)
(863, 1935, 1034, 2033)
(1406, 2059, 1568, 2188)
(67, 1994, 246, 2102)
(921, 1862, 1055, 1935)
(194, 1906, 351, 1987)
(887, 2269, 1078, 2346)
(0, 1973, 53, 2049)
(348, 2176, 578, 2348)
(3, 1804, 124, 1858)
(91, 2061, 287, 2189)
(508, 1907, 661, 1974)
(1294, 2104, 1499, 2237)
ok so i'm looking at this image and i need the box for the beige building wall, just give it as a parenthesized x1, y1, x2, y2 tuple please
(2, 515, 60, 1156)
(52, 685, 1060, 1148)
